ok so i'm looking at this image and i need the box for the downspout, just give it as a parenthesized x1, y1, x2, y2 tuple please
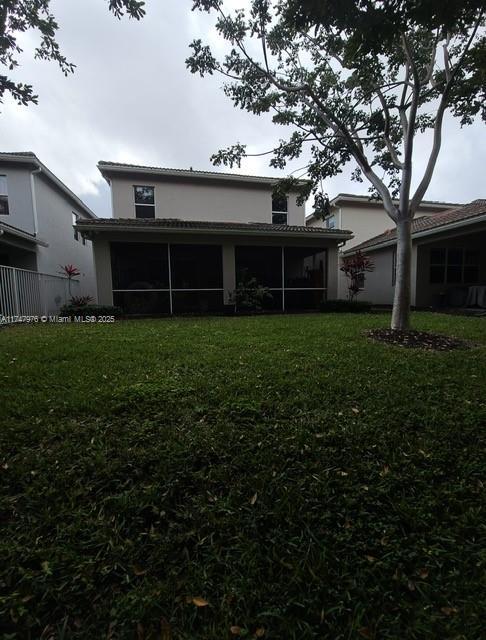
(108, 177, 114, 217)
(30, 165, 42, 235)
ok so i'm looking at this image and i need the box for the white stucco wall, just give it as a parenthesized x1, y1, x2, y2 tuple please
(0, 166, 36, 234)
(109, 176, 305, 226)
(355, 246, 397, 305)
(33, 174, 96, 297)
(309, 203, 438, 246)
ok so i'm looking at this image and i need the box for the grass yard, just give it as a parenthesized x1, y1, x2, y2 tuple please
(0, 313, 485, 639)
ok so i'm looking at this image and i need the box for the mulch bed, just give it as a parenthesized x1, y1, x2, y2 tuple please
(367, 328, 472, 351)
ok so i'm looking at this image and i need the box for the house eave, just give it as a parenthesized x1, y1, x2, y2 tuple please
(97, 162, 310, 190)
(76, 221, 353, 242)
(0, 222, 49, 247)
(344, 213, 486, 255)
(305, 195, 462, 223)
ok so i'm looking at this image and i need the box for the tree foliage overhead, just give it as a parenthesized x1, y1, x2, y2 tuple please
(187, 0, 485, 217)
(0, 0, 145, 107)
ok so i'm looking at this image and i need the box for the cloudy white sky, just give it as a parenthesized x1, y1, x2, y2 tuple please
(0, 0, 484, 217)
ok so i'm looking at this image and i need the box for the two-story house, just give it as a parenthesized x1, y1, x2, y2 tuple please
(76, 161, 353, 315)
(0, 152, 96, 298)
(306, 193, 461, 299)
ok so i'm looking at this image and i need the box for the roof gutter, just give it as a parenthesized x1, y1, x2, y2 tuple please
(30, 165, 42, 235)
(0, 222, 49, 247)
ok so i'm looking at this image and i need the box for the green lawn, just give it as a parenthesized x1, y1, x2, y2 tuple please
(1, 313, 485, 639)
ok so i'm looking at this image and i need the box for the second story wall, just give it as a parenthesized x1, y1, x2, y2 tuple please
(109, 176, 305, 226)
(34, 174, 96, 296)
(0, 166, 35, 234)
(308, 200, 461, 249)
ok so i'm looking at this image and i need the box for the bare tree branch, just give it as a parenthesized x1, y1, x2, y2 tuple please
(411, 13, 484, 213)
(375, 87, 404, 169)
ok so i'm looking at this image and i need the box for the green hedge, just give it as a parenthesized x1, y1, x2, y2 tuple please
(60, 304, 123, 319)
(320, 299, 372, 313)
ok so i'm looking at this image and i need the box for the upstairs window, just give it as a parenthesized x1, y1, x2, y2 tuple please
(72, 212, 79, 241)
(134, 185, 155, 218)
(0, 175, 8, 215)
(326, 215, 336, 229)
(272, 195, 288, 225)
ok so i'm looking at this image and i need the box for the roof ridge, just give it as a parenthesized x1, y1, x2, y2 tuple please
(97, 160, 309, 184)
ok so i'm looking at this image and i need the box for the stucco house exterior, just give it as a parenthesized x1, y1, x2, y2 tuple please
(0, 152, 96, 297)
(76, 161, 353, 315)
(306, 193, 461, 299)
(344, 199, 486, 309)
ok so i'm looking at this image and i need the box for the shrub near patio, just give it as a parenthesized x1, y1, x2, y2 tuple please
(0, 313, 485, 639)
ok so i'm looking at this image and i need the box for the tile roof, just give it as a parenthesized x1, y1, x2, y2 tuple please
(97, 161, 310, 186)
(0, 151, 37, 157)
(331, 192, 463, 207)
(346, 199, 486, 253)
(76, 217, 352, 237)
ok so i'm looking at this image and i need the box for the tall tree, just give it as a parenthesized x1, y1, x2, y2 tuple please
(187, 0, 485, 330)
(0, 0, 145, 107)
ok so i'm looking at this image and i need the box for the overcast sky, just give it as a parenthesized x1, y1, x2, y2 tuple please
(0, 0, 484, 217)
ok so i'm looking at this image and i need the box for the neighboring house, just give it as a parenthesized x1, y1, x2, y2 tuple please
(0, 152, 96, 298)
(343, 199, 486, 308)
(76, 161, 353, 315)
(306, 193, 461, 298)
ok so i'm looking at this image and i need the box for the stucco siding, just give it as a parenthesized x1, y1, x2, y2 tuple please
(110, 176, 305, 226)
(33, 174, 96, 297)
(342, 205, 397, 249)
(0, 167, 35, 234)
(357, 246, 396, 305)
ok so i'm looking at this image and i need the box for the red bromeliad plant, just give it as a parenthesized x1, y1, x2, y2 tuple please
(340, 252, 375, 302)
(59, 264, 80, 278)
(59, 264, 81, 296)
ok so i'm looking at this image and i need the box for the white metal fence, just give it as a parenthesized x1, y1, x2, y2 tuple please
(0, 265, 80, 321)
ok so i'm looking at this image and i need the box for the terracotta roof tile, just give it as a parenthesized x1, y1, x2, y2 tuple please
(346, 199, 486, 253)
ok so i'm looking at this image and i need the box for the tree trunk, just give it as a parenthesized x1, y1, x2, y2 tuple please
(391, 217, 412, 330)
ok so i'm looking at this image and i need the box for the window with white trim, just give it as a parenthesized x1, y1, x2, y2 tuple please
(0, 175, 9, 215)
(134, 185, 155, 218)
(272, 195, 288, 225)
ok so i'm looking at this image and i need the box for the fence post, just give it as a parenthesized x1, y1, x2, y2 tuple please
(12, 268, 20, 316)
(40, 273, 48, 316)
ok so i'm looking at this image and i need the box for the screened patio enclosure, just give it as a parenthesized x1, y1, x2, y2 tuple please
(111, 242, 328, 314)
(235, 245, 327, 311)
(111, 243, 224, 314)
